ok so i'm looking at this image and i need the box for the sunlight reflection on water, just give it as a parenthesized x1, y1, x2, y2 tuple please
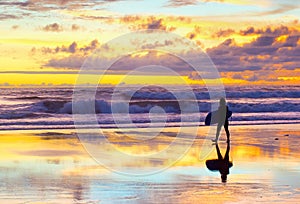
(0, 124, 299, 203)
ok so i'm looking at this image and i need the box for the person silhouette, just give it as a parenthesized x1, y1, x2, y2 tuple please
(212, 98, 231, 143)
(205, 142, 233, 183)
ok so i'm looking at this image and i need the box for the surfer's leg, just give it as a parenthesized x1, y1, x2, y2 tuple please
(224, 142, 230, 160)
(216, 144, 223, 160)
(224, 119, 230, 142)
(215, 123, 222, 142)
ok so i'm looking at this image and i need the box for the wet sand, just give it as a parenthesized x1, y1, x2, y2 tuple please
(0, 124, 300, 203)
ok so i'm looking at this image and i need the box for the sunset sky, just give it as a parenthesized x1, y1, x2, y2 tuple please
(0, 0, 299, 86)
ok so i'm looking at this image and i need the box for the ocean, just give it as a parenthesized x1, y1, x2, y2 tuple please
(0, 85, 299, 130)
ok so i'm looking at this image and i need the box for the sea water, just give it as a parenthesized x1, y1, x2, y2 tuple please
(0, 85, 299, 130)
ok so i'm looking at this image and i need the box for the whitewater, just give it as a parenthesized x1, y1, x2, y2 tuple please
(0, 85, 299, 130)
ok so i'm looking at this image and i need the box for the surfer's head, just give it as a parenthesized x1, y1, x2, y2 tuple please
(219, 98, 226, 106)
(221, 174, 227, 183)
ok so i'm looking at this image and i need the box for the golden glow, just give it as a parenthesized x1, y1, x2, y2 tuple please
(276, 35, 288, 43)
(1, 124, 299, 167)
(0, 10, 299, 86)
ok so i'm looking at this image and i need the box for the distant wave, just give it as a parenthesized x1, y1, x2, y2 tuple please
(25, 99, 300, 114)
(130, 90, 300, 100)
(0, 86, 299, 130)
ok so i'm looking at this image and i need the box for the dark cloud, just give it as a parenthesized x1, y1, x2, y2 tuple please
(0, 14, 20, 20)
(80, 39, 100, 52)
(36, 39, 99, 55)
(165, 0, 198, 7)
(0, 1, 30, 6)
(45, 55, 86, 69)
(42, 23, 63, 32)
(147, 18, 166, 30)
(231, 73, 244, 80)
(212, 29, 235, 38)
(207, 25, 300, 75)
(240, 27, 257, 35)
(0, 0, 127, 14)
(45, 48, 199, 74)
(68, 42, 77, 53)
(252, 36, 276, 46)
(119, 15, 191, 31)
(109, 51, 194, 74)
(283, 36, 300, 47)
(41, 40, 100, 69)
(0, 71, 78, 74)
(141, 17, 173, 31)
(120, 16, 176, 31)
(141, 40, 174, 49)
(240, 26, 290, 36)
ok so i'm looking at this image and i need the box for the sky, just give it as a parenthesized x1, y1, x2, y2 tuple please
(0, 0, 299, 86)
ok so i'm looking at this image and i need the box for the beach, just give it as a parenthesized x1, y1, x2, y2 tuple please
(1, 124, 300, 203)
(1, 0, 300, 203)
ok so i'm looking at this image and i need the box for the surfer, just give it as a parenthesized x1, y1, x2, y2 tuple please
(212, 98, 230, 143)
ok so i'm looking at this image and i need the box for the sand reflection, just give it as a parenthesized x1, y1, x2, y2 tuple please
(0, 125, 300, 203)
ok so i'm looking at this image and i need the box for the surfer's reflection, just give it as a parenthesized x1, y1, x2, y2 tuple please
(205, 142, 233, 183)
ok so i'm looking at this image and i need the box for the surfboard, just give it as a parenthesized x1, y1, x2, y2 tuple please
(206, 159, 233, 171)
(205, 159, 221, 171)
(205, 110, 232, 125)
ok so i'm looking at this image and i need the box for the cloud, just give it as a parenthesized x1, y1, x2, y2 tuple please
(0, 1, 30, 6)
(140, 40, 174, 49)
(206, 25, 300, 80)
(120, 15, 141, 24)
(199, 0, 270, 7)
(0, 14, 20, 20)
(0, 0, 128, 12)
(166, 0, 198, 7)
(68, 42, 77, 53)
(71, 24, 80, 31)
(11, 25, 20, 30)
(0, 71, 78, 74)
(139, 17, 175, 31)
(42, 23, 63, 32)
(40, 39, 100, 69)
(35, 39, 100, 55)
(240, 26, 290, 36)
(212, 29, 235, 38)
(77, 15, 115, 24)
(186, 26, 201, 39)
(231, 73, 244, 79)
(45, 49, 195, 72)
(253, 4, 299, 17)
(147, 18, 167, 30)
(45, 54, 86, 69)
(120, 16, 176, 32)
(108, 51, 195, 75)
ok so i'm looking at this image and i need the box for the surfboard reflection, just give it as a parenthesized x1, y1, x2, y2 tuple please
(205, 143, 233, 183)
